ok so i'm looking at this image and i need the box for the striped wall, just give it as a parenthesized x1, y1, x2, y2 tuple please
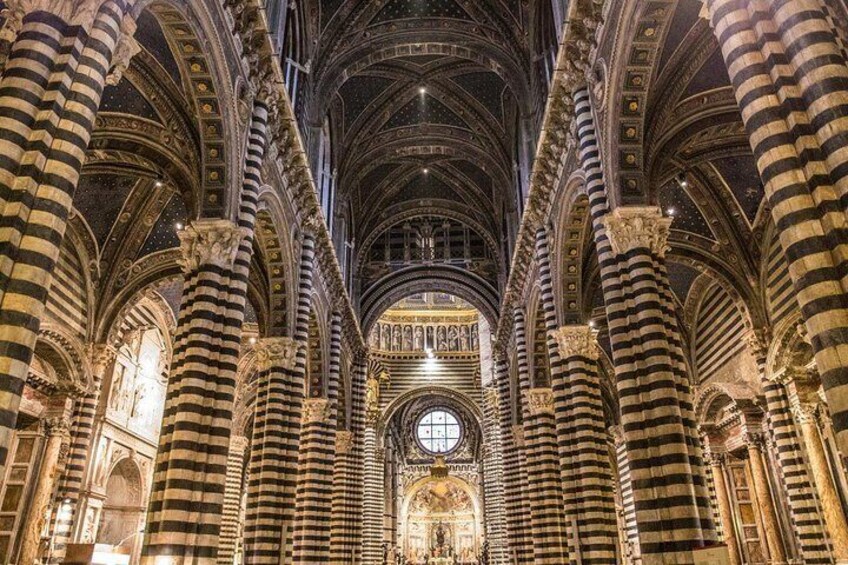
(693, 281, 746, 382)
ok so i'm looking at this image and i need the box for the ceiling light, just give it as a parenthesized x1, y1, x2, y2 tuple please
(677, 174, 688, 188)
(154, 180, 164, 188)
(249, 337, 257, 345)
(667, 207, 677, 217)
(419, 86, 427, 95)
(588, 320, 596, 328)
(422, 168, 429, 174)
(175, 222, 184, 230)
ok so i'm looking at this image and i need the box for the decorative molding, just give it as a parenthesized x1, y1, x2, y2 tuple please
(230, 435, 250, 453)
(554, 325, 599, 360)
(178, 219, 248, 273)
(511, 424, 525, 449)
(525, 388, 554, 416)
(602, 206, 672, 257)
(254, 336, 299, 373)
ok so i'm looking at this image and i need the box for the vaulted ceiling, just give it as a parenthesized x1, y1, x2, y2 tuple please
(304, 0, 536, 268)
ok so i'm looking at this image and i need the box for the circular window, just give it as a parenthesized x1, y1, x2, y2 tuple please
(416, 409, 462, 454)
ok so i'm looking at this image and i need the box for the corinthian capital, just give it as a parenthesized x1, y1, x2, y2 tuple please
(254, 336, 299, 373)
(105, 15, 141, 86)
(483, 387, 500, 413)
(525, 388, 554, 416)
(178, 219, 248, 273)
(555, 325, 599, 360)
(87, 343, 118, 376)
(302, 398, 332, 424)
(602, 206, 671, 258)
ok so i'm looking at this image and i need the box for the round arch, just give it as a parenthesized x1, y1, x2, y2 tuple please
(360, 266, 499, 335)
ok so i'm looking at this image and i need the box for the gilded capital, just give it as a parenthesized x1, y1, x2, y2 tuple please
(254, 336, 299, 373)
(555, 325, 599, 360)
(178, 219, 248, 274)
(302, 398, 332, 424)
(602, 206, 671, 258)
(525, 388, 554, 416)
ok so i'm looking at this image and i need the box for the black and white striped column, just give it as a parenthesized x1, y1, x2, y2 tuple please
(481, 386, 509, 565)
(553, 326, 618, 564)
(244, 229, 316, 565)
(361, 421, 384, 565)
(705, 0, 848, 467)
(746, 331, 831, 563)
(512, 309, 569, 563)
(493, 351, 533, 564)
(293, 311, 341, 564)
(49, 344, 117, 561)
(218, 435, 249, 565)
(573, 85, 715, 562)
(0, 0, 133, 480)
(142, 100, 269, 565)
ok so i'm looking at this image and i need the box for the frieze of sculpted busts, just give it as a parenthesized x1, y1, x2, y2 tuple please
(254, 337, 299, 373)
(602, 206, 672, 258)
(555, 325, 599, 360)
(178, 219, 249, 273)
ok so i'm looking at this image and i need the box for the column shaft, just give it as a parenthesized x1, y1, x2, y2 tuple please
(49, 345, 117, 560)
(745, 435, 787, 563)
(494, 354, 533, 564)
(706, 455, 740, 565)
(573, 86, 714, 562)
(244, 233, 316, 565)
(554, 325, 618, 564)
(18, 418, 70, 565)
(142, 102, 270, 565)
(361, 423, 384, 565)
(795, 404, 848, 561)
(218, 435, 249, 565)
(705, 0, 848, 468)
(513, 311, 568, 563)
(481, 386, 509, 565)
(747, 332, 831, 562)
(0, 0, 131, 480)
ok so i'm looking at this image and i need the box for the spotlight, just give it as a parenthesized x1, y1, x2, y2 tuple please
(588, 320, 596, 328)
(666, 207, 677, 217)
(422, 168, 429, 174)
(154, 180, 164, 188)
(677, 174, 688, 189)
(249, 337, 257, 345)
(419, 86, 427, 95)
(175, 222, 184, 230)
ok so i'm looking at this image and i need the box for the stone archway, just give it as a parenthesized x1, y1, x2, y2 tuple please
(96, 459, 145, 559)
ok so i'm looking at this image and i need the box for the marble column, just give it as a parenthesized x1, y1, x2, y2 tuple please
(218, 435, 249, 565)
(744, 432, 786, 563)
(705, 453, 740, 565)
(793, 402, 848, 561)
(18, 417, 71, 565)
(480, 387, 508, 565)
(329, 430, 355, 564)
(362, 422, 384, 565)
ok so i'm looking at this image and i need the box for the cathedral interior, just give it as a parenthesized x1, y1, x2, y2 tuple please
(5, 0, 848, 564)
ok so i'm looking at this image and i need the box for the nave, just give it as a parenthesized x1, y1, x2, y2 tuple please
(3, 0, 848, 564)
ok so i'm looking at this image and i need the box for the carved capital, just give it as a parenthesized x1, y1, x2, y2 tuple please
(87, 343, 118, 377)
(704, 451, 728, 467)
(602, 206, 671, 258)
(336, 430, 353, 454)
(178, 219, 248, 273)
(105, 15, 140, 86)
(525, 388, 554, 416)
(744, 328, 771, 361)
(608, 425, 624, 447)
(554, 325, 599, 360)
(254, 336, 299, 373)
(44, 417, 70, 438)
(302, 398, 331, 424)
(792, 401, 820, 426)
(511, 424, 525, 448)
(744, 432, 766, 450)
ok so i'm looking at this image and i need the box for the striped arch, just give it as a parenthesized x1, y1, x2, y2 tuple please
(380, 384, 484, 433)
(553, 191, 591, 325)
(360, 265, 499, 335)
(34, 324, 92, 393)
(306, 307, 326, 397)
(694, 382, 761, 425)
